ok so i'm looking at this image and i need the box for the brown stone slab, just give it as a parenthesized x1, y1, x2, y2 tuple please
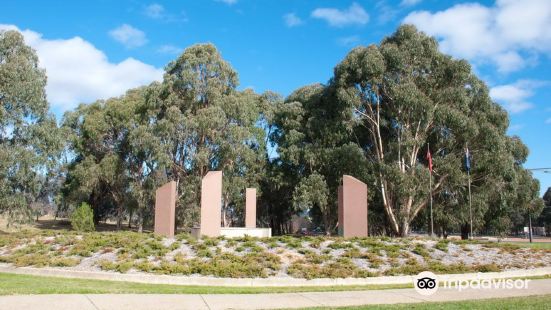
(154, 181, 177, 238)
(245, 188, 257, 228)
(200, 171, 222, 237)
(338, 175, 368, 237)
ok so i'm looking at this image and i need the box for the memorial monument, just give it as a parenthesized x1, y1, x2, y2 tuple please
(191, 171, 271, 238)
(154, 181, 177, 238)
(245, 188, 256, 228)
(199, 170, 223, 237)
(338, 175, 368, 237)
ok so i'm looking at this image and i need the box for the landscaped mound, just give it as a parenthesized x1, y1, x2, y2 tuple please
(0, 230, 549, 279)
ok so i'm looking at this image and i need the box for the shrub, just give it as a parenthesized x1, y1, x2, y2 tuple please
(474, 263, 501, 272)
(435, 240, 450, 252)
(12, 254, 50, 267)
(308, 238, 322, 249)
(288, 257, 366, 279)
(134, 260, 154, 272)
(50, 256, 81, 267)
(412, 244, 430, 259)
(427, 261, 469, 274)
(384, 258, 424, 276)
(304, 252, 331, 264)
(363, 252, 383, 268)
(70, 203, 95, 232)
(328, 240, 354, 249)
(98, 259, 133, 273)
(342, 247, 362, 258)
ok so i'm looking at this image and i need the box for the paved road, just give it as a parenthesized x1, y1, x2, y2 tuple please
(1, 279, 550, 310)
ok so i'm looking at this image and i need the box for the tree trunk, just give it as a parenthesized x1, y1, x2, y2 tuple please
(323, 209, 331, 235)
(399, 218, 410, 237)
(138, 217, 143, 233)
(460, 224, 469, 240)
(128, 208, 133, 229)
(116, 206, 123, 230)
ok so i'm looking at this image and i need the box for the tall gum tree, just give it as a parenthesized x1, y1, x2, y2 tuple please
(151, 44, 268, 228)
(332, 25, 540, 236)
(0, 30, 63, 224)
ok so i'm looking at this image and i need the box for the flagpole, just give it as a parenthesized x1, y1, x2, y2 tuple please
(428, 144, 434, 238)
(466, 146, 473, 240)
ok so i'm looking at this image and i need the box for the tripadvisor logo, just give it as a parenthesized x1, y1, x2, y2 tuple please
(413, 271, 531, 296)
(414, 271, 438, 296)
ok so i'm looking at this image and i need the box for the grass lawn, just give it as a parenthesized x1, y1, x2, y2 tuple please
(2, 274, 550, 310)
(0, 272, 410, 295)
(300, 295, 551, 309)
(511, 242, 551, 250)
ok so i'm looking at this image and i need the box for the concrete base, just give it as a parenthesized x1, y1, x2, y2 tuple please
(221, 227, 271, 238)
(191, 227, 271, 238)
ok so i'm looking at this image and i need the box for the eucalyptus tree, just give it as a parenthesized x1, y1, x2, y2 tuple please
(271, 84, 369, 233)
(538, 187, 551, 235)
(0, 30, 63, 224)
(332, 25, 540, 236)
(62, 96, 132, 227)
(63, 85, 164, 230)
(150, 44, 268, 228)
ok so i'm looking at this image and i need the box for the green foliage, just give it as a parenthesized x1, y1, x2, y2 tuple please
(70, 203, 95, 232)
(328, 240, 354, 249)
(1, 24, 543, 240)
(435, 240, 450, 252)
(412, 244, 430, 259)
(0, 30, 63, 224)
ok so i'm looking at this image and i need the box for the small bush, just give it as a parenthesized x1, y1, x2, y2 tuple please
(362, 252, 383, 268)
(70, 203, 95, 232)
(474, 263, 501, 273)
(328, 240, 354, 249)
(412, 244, 430, 259)
(98, 259, 133, 273)
(435, 240, 450, 252)
(304, 252, 331, 264)
(50, 256, 81, 267)
(384, 258, 424, 276)
(134, 260, 154, 272)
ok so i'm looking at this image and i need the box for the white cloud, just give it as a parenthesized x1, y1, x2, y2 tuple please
(0, 24, 163, 112)
(312, 2, 369, 27)
(400, 0, 422, 7)
(216, 0, 237, 5)
(283, 13, 303, 27)
(489, 80, 546, 113)
(109, 24, 147, 48)
(143, 3, 188, 23)
(403, 0, 551, 73)
(545, 118, 551, 124)
(157, 44, 182, 55)
(144, 3, 164, 19)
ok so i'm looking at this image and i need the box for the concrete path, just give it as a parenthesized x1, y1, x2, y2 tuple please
(1, 279, 550, 310)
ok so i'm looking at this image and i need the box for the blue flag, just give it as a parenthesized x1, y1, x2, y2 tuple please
(464, 148, 471, 172)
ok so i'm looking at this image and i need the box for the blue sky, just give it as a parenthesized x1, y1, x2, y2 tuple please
(1, 0, 550, 194)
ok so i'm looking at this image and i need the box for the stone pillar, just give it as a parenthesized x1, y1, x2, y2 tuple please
(154, 181, 177, 238)
(338, 175, 368, 237)
(200, 171, 222, 237)
(245, 188, 256, 228)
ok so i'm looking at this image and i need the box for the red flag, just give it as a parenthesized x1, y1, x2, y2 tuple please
(426, 147, 433, 173)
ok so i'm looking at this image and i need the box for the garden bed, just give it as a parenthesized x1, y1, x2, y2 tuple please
(0, 230, 550, 279)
